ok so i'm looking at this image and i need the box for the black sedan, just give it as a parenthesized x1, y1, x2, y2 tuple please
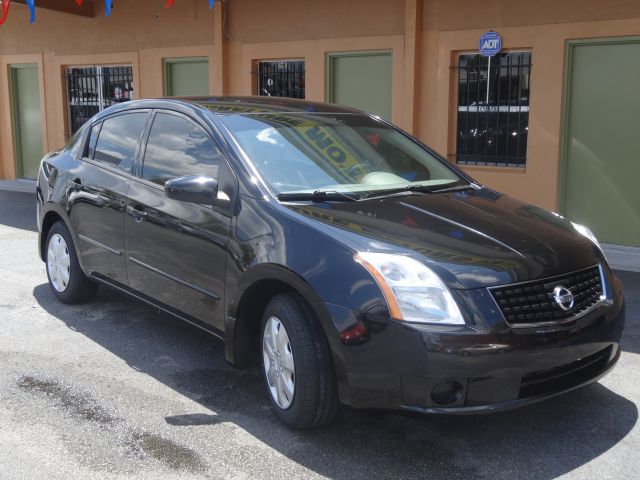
(36, 97, 625, 428)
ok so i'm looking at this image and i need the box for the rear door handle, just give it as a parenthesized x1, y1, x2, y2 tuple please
(126, 205, 147, 222)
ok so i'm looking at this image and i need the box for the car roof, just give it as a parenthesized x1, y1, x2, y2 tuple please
(181, 96, 365, 115)
(100, 96, 367, 117)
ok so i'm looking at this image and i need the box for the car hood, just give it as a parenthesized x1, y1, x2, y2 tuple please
(283, 188, 603, 289)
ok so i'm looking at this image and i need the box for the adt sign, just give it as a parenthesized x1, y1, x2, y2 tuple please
(479, 31, 502, 57)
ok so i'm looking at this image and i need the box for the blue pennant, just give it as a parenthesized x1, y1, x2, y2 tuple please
(27, 0, 35, 23)
(209, 0, 215, 9)
(105, 0, 111, 16)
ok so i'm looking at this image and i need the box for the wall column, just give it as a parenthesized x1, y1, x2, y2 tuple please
(213, 0, 225, 95)
(402, 0, 422, 133)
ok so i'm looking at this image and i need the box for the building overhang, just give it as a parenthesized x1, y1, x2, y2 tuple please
(13, 0, 96, 18)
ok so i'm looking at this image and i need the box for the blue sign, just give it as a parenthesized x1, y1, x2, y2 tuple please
(479, 31, 502, 57)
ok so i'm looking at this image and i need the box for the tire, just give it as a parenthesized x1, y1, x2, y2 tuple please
(45, 221, 97, 304)
(260, 293, 338, 429)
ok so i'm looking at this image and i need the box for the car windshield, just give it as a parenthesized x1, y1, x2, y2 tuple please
(219, 112, 466, 197)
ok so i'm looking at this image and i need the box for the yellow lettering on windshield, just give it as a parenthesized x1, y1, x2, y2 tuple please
(200, 107, 369, 182)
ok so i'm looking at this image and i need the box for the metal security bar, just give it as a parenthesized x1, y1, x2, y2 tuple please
(256, 60, 305, 99)
(452, 52, 532, 167)
(64, 65, 134, 138)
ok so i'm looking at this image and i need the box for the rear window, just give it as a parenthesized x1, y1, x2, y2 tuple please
(92, 112, 149, 173)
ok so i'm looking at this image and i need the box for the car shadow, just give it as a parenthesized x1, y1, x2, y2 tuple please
(0, 191, 37, 232)
(33, 283, 638, 480)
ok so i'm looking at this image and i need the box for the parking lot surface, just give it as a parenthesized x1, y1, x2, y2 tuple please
(1, 189, 639, 479)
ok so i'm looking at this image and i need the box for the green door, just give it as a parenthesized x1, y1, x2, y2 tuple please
(327, 51, 392, 120)
(10, 64, 43, 179)
(164, 57, 210, 96)
(561, 39, 640, 247)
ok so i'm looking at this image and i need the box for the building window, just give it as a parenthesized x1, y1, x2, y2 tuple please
(65, 65, 134, 138)
(453, 51, 531, 167)
(256, 60, 305, 99)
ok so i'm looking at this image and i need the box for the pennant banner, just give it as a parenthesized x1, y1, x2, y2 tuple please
(0, 0, 11, 26)
(0, 0, 216, 25)
(26, 0, 35, 24)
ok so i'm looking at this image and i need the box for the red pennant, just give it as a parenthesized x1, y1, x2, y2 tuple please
(164, 0, 175, 7)
(0, 0, 11, 26)
(75, 0, 83, 5)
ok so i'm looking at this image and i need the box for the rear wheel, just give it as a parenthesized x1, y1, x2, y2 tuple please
(261, 293, 338, 429)
(45, 221, 97, 304)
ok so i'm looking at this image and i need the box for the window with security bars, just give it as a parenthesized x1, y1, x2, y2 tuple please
(453, 51, 531, 167)
(256, 60, 305, 99)
(65, 65, 134, 138)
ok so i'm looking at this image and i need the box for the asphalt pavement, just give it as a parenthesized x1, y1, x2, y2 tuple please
(1, 189, 639, 479)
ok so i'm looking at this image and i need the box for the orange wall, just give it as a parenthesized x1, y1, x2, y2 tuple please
(0, 0, 408, 175)
(422, 0, 640, 31)
(225, 0, 405, 43)
(0, 1, 215, 55)
(0, 0, 219, 168)
(225, 35, 405, 126)
(418, 2, 640, 209)
(2, 0, 640, 213)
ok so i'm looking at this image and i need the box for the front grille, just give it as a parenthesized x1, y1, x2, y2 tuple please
(490, 265, 604, 327)
(519, 346, 612, 398)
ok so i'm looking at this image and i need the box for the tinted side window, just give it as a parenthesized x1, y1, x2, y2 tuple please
(93, 113, 149, 173)
(142, 113, 222, 186)
(86, 122, 101, 160)
(66, 127, 86, 158)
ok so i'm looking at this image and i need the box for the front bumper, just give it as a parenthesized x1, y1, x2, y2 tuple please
(402, 340, 620, 414)
(325, 270, 625, 413)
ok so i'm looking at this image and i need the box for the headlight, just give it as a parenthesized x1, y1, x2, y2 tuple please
(355, 252, 465, 325)
(571, 222, 606, 258)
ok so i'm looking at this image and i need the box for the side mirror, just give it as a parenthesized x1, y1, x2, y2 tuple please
(165, 175, 218, 205)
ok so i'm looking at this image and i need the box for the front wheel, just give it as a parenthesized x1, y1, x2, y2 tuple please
(45, 221, 97, 304)
(261, 293, 338, 429)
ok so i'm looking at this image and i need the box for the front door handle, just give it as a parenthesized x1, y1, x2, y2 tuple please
(126, 205, 148, 222)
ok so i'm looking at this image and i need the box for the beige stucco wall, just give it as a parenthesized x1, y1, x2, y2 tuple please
(418, 1, 640, 209)
(225, 0, 405, 43)
(1, 0, 640, 214)
(0, 1, 219, 177)
(225, 35, 405, 125)
(0, 1, 216, 55)
(0, 0, 406, 181)
(422, 0, 640, 31)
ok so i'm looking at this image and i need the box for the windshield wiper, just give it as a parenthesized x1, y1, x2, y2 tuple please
(277, 190, 361, 202)
(363, 182, 477, 199)
(414, 183, 478, 194)
(278, 183, 479, 202)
